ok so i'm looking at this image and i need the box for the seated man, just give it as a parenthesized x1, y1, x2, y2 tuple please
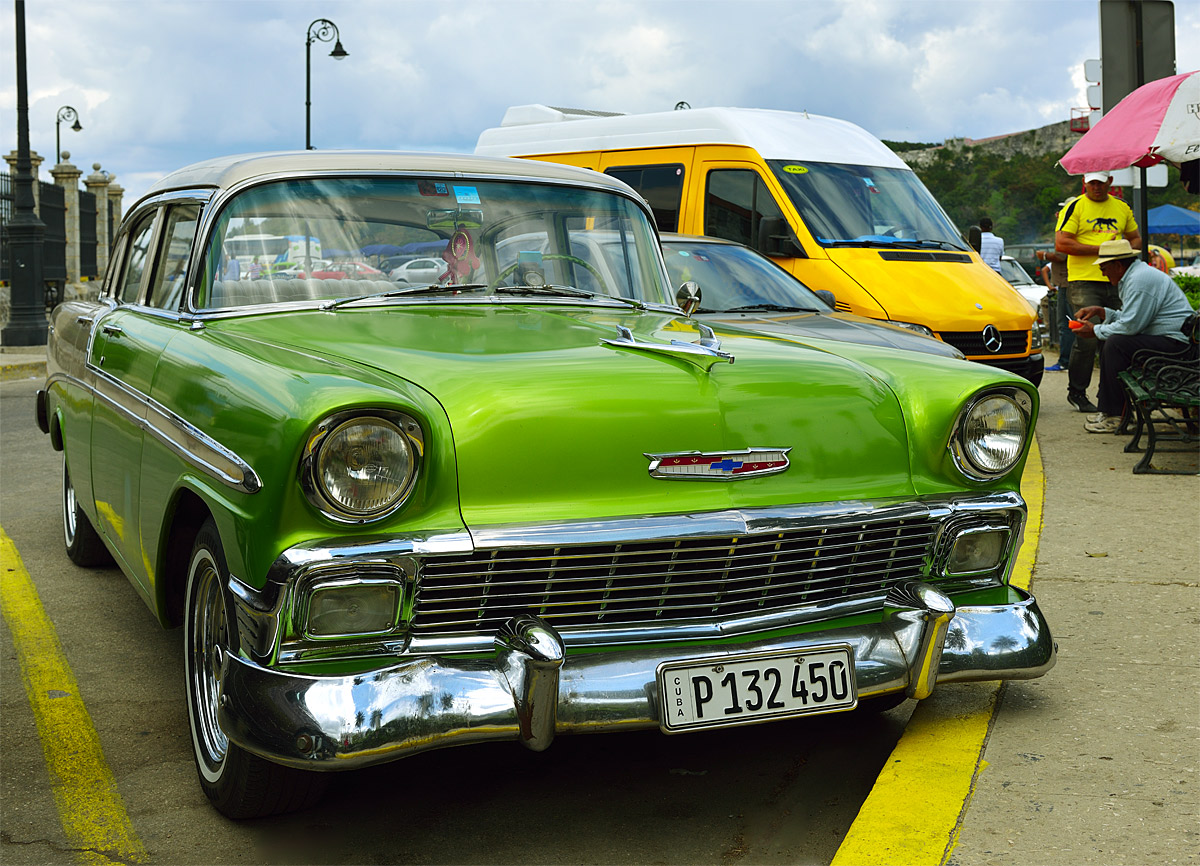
(1072, 239, 1193, 433)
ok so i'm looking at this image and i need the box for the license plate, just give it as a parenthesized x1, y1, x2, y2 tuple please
(657, 645, 857, 732)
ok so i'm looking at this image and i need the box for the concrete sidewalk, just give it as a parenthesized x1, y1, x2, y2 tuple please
(0, 345, 47, 383)
(946, 373, 1199, 865)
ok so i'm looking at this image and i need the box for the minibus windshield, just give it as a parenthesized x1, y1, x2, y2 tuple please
(768, 161, 968, 251)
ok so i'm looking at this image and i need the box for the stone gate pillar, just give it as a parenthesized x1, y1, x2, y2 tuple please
(85, 164, 112, 277)
(50, 152, 82, 284)
(4, 149, 44, 211)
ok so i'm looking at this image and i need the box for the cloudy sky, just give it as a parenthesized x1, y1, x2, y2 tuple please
(3, 0, 1197, 211)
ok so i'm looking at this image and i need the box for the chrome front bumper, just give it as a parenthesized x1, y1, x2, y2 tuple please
(218, 580, 1055, 771)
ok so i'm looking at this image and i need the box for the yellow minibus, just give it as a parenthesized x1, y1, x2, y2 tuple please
(476, 105, 1042, 383)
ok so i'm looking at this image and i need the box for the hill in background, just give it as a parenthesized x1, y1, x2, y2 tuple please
(885, 121, 1197, 251)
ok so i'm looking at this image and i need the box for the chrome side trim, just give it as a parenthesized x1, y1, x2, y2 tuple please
(83, 364, 261, 493)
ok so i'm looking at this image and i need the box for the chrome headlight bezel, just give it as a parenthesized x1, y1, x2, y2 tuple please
(949, 388, 1032, 481)
(300, 410, 424, 523)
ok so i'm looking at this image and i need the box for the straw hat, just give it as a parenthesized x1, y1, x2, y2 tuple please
(1093, 239, 1138, 265)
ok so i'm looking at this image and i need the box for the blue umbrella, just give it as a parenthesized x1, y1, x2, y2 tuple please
(1146, 204, 1200, 235)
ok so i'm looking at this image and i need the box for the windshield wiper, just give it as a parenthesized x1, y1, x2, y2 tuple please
(493, 284, 595, 299)
(885, 238, 968, 251)
(722, 304, 822, 313)
(320, 283, 488, 311)
(823, 237, 966, 251)
(494, 284, 647, 310)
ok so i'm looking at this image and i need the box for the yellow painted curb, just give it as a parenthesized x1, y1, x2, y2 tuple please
(1, 360, 45, 382)
(0, 527, 149, 864)
(831, 435, 1044, 866)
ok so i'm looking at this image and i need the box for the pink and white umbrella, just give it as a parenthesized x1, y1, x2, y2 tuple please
(1060, 70, 1200, 173)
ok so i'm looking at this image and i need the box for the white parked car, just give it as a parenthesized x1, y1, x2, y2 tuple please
(999, 256, 1049, 350)
(1171, 255, 1200, 278)
(390, 257, 446, 284)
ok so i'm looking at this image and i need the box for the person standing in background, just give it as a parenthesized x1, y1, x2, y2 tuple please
(1054, 172, 1141, 413)
(1038, 198, 1076, 372)
(979, 217, 1004, 272)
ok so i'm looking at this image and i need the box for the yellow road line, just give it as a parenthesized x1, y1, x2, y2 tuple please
(831, 435, 1044, 866)
(0, 528, 148, 865)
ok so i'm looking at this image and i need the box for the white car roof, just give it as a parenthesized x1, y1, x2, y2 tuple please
(475, 105, 910, 170)
(141, 150, 634, 202)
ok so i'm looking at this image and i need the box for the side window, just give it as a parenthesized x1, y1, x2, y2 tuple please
(604, 165, 685, 232)
(146, 203, 201, 310)
(112, 210, 158, 303)
(704, 169, 784, 247)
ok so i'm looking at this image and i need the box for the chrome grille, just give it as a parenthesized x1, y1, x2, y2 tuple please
(940, 330, 1029, 357)
(413, 517, 942, 634)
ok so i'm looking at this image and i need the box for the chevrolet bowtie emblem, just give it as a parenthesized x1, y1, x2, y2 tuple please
(645, 448, 791, 480)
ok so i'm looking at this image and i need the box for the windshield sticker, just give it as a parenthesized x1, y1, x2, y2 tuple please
(453, 186, 481, 204)
(782, 165, 808, 174)
(862, 177, 880, 194)
(677, 250, 691, 257)
(418, 180, 449, 197)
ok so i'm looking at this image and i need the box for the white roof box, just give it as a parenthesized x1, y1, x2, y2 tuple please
(476, 104, 909, 170)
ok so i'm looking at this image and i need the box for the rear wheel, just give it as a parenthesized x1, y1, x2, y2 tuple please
(62, 457, 113, 567)
(184, 518, 327, 818)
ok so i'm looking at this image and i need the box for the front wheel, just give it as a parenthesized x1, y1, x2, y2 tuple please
(184, 518, 326, 818)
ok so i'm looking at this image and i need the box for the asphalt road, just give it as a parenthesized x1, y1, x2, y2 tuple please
(0, 374, 914, 865)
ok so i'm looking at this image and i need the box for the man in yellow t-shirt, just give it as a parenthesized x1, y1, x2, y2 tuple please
(1054, 171, 1141, 413)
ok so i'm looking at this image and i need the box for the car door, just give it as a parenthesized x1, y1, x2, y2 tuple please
(88, 204, 177, 591)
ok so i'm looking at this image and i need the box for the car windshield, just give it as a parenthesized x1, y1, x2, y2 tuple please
(767, 160, 967, 250)
(197, 176, 668, 310)
(1000, 259, 1035, 286)
(661, 240, 829, 313)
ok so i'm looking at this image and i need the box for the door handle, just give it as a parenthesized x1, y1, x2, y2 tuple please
(101, 324, 124, 337)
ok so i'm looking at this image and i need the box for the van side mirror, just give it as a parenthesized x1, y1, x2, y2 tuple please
(814, 289, 836, 309)
(756, 217, 806, 258)
(967, 226, 982, 252)
(676, 281, 702, 315)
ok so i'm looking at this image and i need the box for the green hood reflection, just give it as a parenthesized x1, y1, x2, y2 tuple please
(232, 303, 919, 526)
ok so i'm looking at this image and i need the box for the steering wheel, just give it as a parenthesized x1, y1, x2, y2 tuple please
(488, 253, 611, 295)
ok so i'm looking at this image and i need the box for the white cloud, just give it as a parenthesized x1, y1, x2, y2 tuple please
(1, 0, 1195, 211)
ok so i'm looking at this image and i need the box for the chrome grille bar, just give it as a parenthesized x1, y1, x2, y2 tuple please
(413, 516, 943, 633)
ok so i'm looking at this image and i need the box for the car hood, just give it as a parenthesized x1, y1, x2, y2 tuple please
(698, 310, 965, 359)
(230, 304, 928, 526)
(826, 248, 1034, 331)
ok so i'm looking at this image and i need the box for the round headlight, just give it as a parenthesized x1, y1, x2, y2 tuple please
(959, 395, 1027, 476)
(316, 417, 416, 518)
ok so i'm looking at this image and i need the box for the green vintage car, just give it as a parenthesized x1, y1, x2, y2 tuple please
(37, 151, 1055, 819)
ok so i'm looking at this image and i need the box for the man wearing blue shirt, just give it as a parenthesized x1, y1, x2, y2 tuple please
(1072, 239, 1193, 433)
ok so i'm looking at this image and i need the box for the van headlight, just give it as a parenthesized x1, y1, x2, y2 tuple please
(950, 391, 1030, 480)
(302, 411, 423, 522)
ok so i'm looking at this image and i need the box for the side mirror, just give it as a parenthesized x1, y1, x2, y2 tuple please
(676, 281, 702, 315)
(814, 289, 836, 309)
(756, 217, 806, 258)
(967, 225, 982, 252)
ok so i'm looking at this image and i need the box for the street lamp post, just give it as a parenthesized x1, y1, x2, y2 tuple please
(56, 105, 82, 165)
(305, 18, 348, 150)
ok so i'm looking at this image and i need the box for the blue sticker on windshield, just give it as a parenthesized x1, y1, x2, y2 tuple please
(453, 186, 481, 204)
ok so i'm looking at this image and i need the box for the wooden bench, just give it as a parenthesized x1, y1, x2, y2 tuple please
(1117, 314, 1199, 475)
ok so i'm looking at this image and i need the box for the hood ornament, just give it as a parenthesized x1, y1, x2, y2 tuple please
(602, 323, 734, 371)
(645, 448, 791, 480)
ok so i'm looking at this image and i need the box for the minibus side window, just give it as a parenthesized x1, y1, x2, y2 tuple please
(604, 165, 685, 232)
(704, 169, 784, 248)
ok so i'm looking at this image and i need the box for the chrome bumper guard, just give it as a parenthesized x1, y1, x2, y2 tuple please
(218, 580, 1055, 771)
